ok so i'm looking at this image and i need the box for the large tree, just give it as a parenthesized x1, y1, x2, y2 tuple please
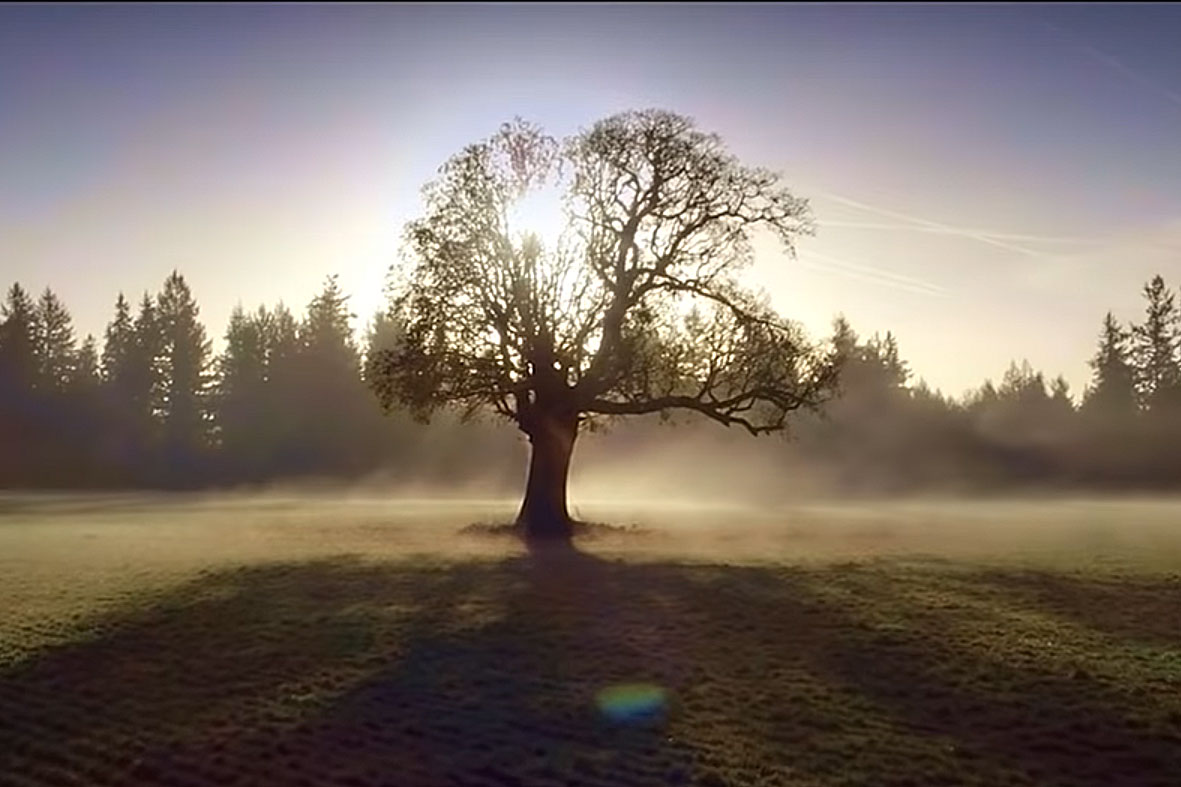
(367, 110, 839, 542)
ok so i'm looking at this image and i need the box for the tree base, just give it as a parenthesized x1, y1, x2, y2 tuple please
(460, 519, 649, 554)
(517, 512, 574, 547)
(462, 519, 641, 538)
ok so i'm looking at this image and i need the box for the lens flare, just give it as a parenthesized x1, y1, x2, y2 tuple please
(595, 682, 668, 724)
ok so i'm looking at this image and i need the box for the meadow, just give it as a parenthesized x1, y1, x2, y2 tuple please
(2, 494, 1180, 786)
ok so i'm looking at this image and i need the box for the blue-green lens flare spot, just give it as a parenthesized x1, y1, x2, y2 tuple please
(595, 683, 668, 723)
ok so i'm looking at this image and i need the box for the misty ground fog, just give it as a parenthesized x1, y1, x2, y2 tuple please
(6, 489, 1181, 567)
(6, 492, 1181, 647)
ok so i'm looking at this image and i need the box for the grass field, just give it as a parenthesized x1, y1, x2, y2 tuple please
(2, 494, 1181, 786)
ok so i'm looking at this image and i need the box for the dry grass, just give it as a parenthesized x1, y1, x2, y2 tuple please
(2, 494, 1181, 786)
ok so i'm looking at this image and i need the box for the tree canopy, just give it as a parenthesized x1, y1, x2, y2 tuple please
(370, 110, 837, 435)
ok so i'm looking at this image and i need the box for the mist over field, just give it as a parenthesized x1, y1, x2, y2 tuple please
(7, 490, 1181, 651)
(8, 490, 1181, 575)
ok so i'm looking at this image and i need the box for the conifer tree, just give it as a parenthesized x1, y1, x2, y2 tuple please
(156, 271, 212, 463)
(1130, 275, 1181, 412)
(33, 289, 77, 394)
(0, 284, 40, 483)
(1083, 311, 1137, 417)
(101, 293, 134, 384)
(215, 305, 269, 476)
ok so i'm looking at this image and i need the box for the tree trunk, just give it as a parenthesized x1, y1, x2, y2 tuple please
(516, 410, 578, 544)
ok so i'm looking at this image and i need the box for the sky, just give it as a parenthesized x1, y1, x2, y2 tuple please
(2, 3, 1180, 399)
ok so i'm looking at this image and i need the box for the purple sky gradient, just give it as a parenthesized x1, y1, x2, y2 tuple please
(2, 3, 1180, 397)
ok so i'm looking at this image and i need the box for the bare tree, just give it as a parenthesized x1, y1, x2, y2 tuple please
(367, 110, 839, 543)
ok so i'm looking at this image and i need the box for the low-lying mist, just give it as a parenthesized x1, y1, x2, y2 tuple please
(7, 484, 1181, 573)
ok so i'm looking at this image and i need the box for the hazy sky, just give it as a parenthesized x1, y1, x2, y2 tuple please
(3, 3, 1180, 398)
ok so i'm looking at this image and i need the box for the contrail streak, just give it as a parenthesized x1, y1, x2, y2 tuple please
(1041, 21, 1181, 111)
(815, 220, 1101, 246)
(798, 249, 948, 298)
(815, 191, 1054, 259)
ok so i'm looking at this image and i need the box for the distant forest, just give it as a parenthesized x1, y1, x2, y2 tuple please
(0, 270, 1178, 494)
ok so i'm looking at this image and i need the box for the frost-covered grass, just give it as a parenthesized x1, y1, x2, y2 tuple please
(2, 494, 1180, 786)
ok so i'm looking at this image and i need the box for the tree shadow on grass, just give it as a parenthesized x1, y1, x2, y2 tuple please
(1, 554, 1180, 787)
(725, 563, 1181, 787)
(0, 552, 705, 787)
(949, 567, 1181, 649)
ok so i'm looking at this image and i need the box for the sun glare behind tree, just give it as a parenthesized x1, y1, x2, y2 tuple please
(366, 109, 841, 545)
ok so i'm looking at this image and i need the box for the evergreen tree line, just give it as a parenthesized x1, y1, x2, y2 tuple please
(0, 271, 519, 489)
(784, 274, 1181, 492)
(2, 270, 1181, 492)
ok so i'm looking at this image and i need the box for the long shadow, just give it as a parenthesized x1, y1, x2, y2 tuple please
(722, 564, 1181, 787)
(0, 557, 466, 785)
(148, 550, 708, 787)
(949, 567, 1181, 649)
(2, 553, 1181, 786)
(0, 552, 706, 787)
